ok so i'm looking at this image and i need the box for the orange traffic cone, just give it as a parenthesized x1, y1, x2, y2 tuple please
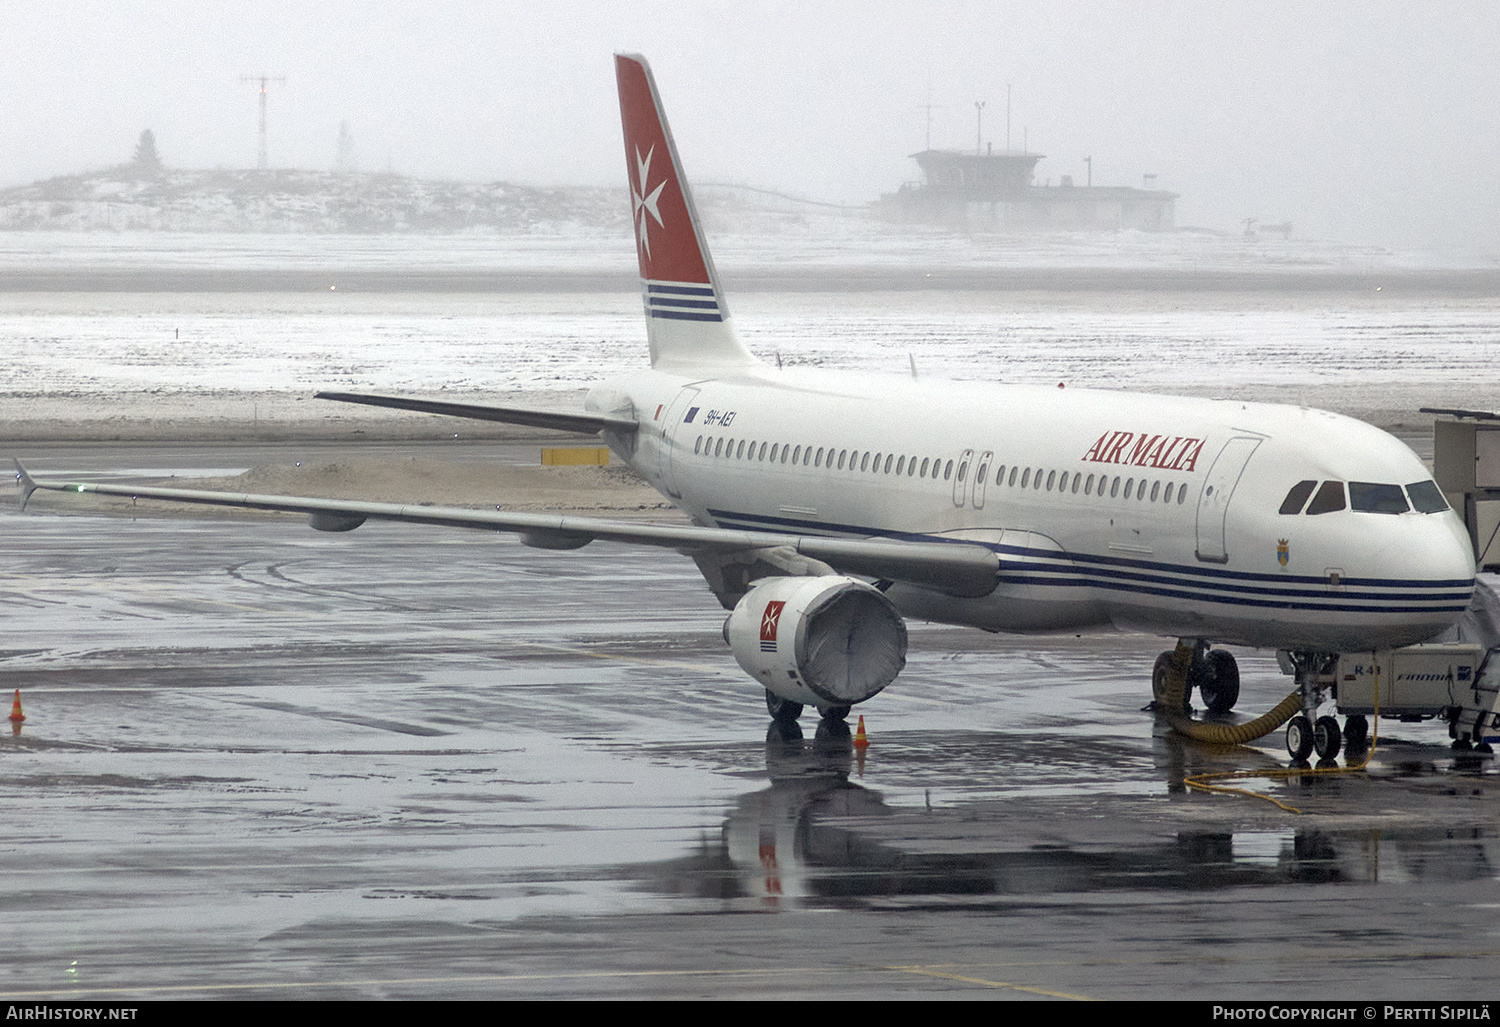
(8, 690, 24, 723)
(852, 714, 868, 749)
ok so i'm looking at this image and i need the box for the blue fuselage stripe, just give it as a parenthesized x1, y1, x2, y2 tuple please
(703, 507, 1473, 611)
(999, 573, 1471, 614)
(649, 297, 720, 310)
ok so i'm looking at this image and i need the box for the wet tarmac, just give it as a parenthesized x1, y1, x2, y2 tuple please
(3, 460, 1498, 1000)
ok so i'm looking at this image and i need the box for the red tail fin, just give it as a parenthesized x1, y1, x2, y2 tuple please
(615, 54, 755, 369)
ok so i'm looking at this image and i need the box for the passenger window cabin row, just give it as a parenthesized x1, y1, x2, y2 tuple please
(992, 463, 1190, 506)
(692, 434, 1191, 506)
(694, 435, 956, 479)
(1279, 479, 1449, 516)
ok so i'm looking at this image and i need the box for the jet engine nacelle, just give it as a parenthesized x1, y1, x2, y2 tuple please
(308, 512, 366, 532)
(723, 575, 908, 708)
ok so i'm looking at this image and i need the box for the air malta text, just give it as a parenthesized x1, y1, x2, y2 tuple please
(1082, 431, 1205, 472)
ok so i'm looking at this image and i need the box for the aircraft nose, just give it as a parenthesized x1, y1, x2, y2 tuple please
(1362, 511, 1475, 595)
(1427, 512, 1478, 585)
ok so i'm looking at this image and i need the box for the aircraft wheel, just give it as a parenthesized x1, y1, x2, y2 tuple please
(1313, 715, 1342, 760)
(1343, 715, 1369, 750)
(765, 690, 804, 724)
(1152, 651, 1189, 714)
(818, 704, 851, 724)
(1198, 650, 1241, 715)
(1286, 715, 1315, 761)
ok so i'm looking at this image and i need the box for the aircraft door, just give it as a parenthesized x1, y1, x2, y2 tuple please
(952, 449, 974, 507)
(658, 386, 702, 498)
(1194, 436, 1263, 563)
(972, 450, 993, 509)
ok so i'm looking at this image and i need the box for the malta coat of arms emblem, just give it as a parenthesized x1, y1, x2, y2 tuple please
(1277, 539, 1290, 567)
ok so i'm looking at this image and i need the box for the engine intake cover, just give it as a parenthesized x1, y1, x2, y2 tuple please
(724, 575, 908, 707)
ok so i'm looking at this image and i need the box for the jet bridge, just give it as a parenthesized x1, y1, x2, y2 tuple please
(1425, 406, 1500, 570)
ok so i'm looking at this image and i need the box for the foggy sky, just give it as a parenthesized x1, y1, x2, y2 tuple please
(3, 1, 1496, 252)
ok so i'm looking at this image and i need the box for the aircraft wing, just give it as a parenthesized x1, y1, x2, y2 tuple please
(14, 462, 999, 598)
(315, 391, 639, 435)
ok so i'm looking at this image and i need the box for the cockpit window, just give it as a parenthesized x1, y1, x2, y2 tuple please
(1405, 480, 1450, 514)
(1304, 480, 1346, 515)
(1279, 480, 1317, 515)
(1349, 481, 1409, 514)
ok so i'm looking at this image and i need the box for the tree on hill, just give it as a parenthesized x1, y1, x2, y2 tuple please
(133, 129, 163, 175)
(336, 121, 357, 173)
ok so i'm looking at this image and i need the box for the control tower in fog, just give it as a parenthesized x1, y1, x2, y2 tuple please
(881, 147, 1176, 231)
(908, 149, 1044, 200)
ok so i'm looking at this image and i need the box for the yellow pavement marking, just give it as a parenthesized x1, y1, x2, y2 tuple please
(889, 965, 1091, 999)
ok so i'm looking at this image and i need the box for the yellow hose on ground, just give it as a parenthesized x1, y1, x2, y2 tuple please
(1157, 640, 1301, 744)
(1172, 691, 1305, 745)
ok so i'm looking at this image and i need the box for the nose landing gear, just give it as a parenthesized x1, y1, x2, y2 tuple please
(1313, 715, 1343, 760)
(1280, 652, 1344, 762)
(1285, 714, 1315, 761)
(1288, 713, 1346, 761)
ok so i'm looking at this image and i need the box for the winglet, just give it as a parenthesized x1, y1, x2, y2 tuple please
(13, 459, 38, 511)
(615, 54, 756, 370)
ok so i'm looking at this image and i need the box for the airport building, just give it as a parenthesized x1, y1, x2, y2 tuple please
(879, 148, 1177, 231)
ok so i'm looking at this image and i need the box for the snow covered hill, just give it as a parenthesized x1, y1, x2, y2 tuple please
(0, 167, 630, 234)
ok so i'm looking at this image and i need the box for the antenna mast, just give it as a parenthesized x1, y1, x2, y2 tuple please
(915, 68, 944, 151)
(915, 100, 945, 151)
(241, 73, 286, 169)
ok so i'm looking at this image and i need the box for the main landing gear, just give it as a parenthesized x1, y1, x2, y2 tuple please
(765, 691, 804, 724)
(1152, 642, 1241, 715)
(765, 689, 851, 727)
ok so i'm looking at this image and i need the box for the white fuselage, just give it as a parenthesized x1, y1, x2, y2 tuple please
(592, 365, 1476, 653)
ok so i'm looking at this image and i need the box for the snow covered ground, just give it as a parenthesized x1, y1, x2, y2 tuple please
(0, 229, 1496, 440)
(0, 230, 636, 275)
(0, 220, 1495, 277)
(3, 287, 1498, 439)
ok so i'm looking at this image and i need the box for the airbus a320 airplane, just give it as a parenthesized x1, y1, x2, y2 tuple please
(17, 55, 1477, 761)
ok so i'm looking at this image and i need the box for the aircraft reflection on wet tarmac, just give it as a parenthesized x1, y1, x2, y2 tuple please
(627, 725, 1500, 910)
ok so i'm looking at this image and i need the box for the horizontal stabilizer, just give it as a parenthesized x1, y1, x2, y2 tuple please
(315, 392, 637, 434)
(12, 458, 38, 510)
(17, 468, 999, 599)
